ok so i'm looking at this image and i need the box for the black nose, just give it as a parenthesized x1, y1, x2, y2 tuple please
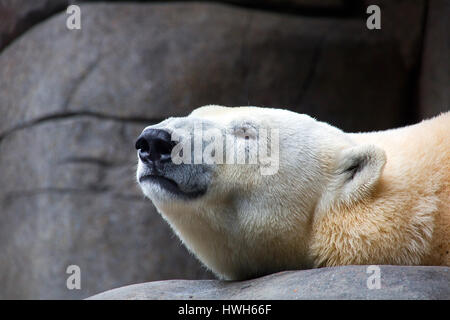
(135, 129, 175, 163)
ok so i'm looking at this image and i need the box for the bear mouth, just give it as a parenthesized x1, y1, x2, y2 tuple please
(139, 174, 206, 199)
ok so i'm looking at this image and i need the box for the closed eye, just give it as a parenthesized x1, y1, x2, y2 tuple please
(231, 122, 258, 139)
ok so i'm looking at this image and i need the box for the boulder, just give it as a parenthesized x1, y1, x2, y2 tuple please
(0, 117, 212, 299)
(0, 0, 378, 52)
(0, 0, 68, 51)
(0, 2, 425, 132)
(88, 266, 450, 300)
(419, 0, 450, 118)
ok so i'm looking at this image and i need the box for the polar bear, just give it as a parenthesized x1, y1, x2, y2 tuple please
(135, 105, 449, 280)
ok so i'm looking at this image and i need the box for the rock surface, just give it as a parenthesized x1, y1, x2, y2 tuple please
(0, 0, 68, 50)
(88, 266, 450, 300)
(0, 0, 372, 51)
(419, 0, 450, 118)
(0, 2, 425, 132)
(0, 117, 212, 299)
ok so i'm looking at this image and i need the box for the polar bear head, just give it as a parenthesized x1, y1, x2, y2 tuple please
(135, 105, 386, 280)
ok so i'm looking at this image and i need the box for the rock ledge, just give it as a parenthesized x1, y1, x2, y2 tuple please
(88, 265, 450, 300)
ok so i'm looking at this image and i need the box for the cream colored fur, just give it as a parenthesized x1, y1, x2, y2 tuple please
(311, 113, 450, 268)
(137, 106, 449, 280)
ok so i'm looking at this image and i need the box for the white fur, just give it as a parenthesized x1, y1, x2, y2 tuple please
(137, 105, 450, 279)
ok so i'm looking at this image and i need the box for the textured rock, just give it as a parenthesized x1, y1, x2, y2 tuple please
(0, 0, 69, 50)
(0, 2, 425, 133)
(222, 0, 351, 11)
(419, 0, 450, 118)
(0, 0, 359, 53)
(88, 266, 450, 300)
(0, 117, 212, 299)
(0, 2, 428, 299)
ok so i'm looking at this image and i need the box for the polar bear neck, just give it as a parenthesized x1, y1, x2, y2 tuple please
(310, 113, 450, 267)
(154, 194, 316, 280)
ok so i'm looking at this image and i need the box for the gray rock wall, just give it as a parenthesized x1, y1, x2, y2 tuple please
(0, 1, 447, 299)
(419, 0, 450, 118)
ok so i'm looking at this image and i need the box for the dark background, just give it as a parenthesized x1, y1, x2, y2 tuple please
(0, 0, 448, 299)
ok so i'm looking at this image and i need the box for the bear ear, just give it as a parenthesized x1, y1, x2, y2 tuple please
(323, 144, 386, 209)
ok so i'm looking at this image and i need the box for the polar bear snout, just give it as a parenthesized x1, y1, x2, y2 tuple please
(135, 129, 176, 164)
(135, 125, 212, 201)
